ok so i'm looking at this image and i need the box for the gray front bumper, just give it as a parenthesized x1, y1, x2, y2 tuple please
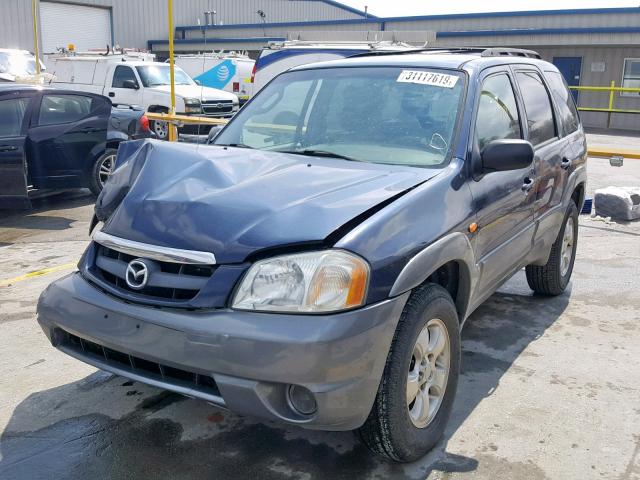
(37, 273, 408, 430)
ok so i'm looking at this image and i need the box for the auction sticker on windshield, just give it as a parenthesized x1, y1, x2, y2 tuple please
(397, 70, 459, 88)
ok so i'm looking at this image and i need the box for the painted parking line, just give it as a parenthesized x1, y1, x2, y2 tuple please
(0, 263, 76, 287)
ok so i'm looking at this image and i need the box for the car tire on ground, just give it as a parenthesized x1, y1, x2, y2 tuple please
(89, 148, 117, 195)
(526, 201, 579, 296)
(357, 283, 461, 462)
(149, 108, 169, 140)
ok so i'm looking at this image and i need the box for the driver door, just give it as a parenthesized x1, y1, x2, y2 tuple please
(107, 65, 142, 106)
(469, 68, 537, 293)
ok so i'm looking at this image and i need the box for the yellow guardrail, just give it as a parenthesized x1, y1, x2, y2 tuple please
(145, 112, 229, 141)
(570, 81, 640, 128)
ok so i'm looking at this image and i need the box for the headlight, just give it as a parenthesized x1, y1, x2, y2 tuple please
(184, 98, 201, 113)
(232, 250, 369, 313)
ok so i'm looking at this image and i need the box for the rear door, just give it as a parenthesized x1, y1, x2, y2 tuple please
(0, 92, 34, 208)
(511, 68, 564, 219)
(27, 92, 111, 189)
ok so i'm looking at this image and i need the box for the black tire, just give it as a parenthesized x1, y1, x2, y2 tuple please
(89, 148, 117, 195)
(149, 108, 169, 140)
(357, 283, 461, 462)
(526, 202, 579, 296)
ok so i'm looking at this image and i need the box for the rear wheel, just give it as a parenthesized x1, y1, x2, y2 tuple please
(357, 284, 460, 462)
(526, 202, 579, 295)
(89, 148, 117, 195)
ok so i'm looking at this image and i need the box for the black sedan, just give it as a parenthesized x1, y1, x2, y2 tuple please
(0, 84, 152, 208)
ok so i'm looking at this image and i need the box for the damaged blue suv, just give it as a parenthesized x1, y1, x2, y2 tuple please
(37, 48, 586, 462)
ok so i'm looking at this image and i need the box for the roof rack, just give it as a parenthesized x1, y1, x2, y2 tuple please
(480, 48, 541, 59)
(350, 46, 542, 59)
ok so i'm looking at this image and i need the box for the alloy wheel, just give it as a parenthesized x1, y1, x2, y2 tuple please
(406, 318, 451, 428)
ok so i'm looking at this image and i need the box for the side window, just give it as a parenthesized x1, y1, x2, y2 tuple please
(38, 94, 93, 126)
(545, 71, 580, 134)
(0, 97, 30, 138)
(112, 66, 137, 88)
(475, 74, 522, 150)
(515, 71, 557, 146)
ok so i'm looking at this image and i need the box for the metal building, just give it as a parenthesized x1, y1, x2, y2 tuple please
(0, 0, 369, 53)
(148, 6, 640, 130)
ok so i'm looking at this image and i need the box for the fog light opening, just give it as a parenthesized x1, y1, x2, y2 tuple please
(287, 384, 317, 416)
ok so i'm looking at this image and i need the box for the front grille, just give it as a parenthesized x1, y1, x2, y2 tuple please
(201, 100, 235, 116)
(93, 245, 215, 302)
(56, 329, 221, 398)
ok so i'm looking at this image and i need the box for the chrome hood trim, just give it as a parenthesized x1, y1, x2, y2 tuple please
(92, 231, 216, 265)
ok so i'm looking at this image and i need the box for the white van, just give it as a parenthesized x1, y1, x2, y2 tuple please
(175, 52, 255, 105)
(252, 32, 432, 94)
(46, 52, 239, 139)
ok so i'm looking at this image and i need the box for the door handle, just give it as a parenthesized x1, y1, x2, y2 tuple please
(522, 177, 535, 192)
(108, 92, 115, 97)
(80, 127, 100, 134)
(561, 158, 572, 170)
(0, 145, 18, 152)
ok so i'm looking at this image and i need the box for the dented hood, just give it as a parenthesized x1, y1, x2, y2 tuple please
(97, 139, 440, 263)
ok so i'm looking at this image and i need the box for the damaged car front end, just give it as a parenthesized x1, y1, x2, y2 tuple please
(38, 60, 480, 460)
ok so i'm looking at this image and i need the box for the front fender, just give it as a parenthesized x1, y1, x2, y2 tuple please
(334, 157, 477, 308)
(389, 232, 479, 319)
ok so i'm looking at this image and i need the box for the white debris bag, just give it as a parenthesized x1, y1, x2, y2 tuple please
(594, 186, 640, 221)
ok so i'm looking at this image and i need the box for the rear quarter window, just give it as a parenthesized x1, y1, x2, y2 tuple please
(544, 71, 581, 135)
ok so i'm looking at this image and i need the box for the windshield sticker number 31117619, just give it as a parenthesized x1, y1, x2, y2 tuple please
(397, 70, 459, 88)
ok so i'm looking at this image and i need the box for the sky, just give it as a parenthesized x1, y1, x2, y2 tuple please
(338, 0, 639, 17)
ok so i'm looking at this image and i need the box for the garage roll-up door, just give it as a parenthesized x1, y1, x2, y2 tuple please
(40, 2, 111, 53)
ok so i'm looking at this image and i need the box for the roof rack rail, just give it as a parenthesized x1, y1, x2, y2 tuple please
(480, 48, 541, 59)
(349, 47, 484, 58)
(349, 46, 542, 59)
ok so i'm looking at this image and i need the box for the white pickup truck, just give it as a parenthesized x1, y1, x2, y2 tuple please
(47, 53, 239, 139)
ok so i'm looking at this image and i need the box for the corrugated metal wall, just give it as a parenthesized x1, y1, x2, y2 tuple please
(536, 46, 640, 130)
(0, 0, 363, 53)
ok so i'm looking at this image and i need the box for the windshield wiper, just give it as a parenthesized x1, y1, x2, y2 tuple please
(281, 149, 362, 162)
(215, 143, 254, 149)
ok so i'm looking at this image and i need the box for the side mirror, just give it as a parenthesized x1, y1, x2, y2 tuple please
(123, 79, 139, 90)
(194, 79, 202, 86)
(207, 125, 223, 144)
(481, 139, 534, 172)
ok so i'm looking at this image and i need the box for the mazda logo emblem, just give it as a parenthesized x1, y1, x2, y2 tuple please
(125, 259, 149, 290)
(214, 103, 223, 109)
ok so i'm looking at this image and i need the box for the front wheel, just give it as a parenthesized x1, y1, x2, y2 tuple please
(526, 202, 579, 295)
(150, 117, 169, 140)
(89, 149, 117, 195)
(357, 283, 461, 462)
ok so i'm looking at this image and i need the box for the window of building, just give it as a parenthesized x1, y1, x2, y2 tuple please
(621, 58, 640, 97)
(475, 73, 522, 150)
(515, 71, 557, 146)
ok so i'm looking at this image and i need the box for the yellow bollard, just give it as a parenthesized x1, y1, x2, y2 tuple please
(167, 0, 178, 141)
